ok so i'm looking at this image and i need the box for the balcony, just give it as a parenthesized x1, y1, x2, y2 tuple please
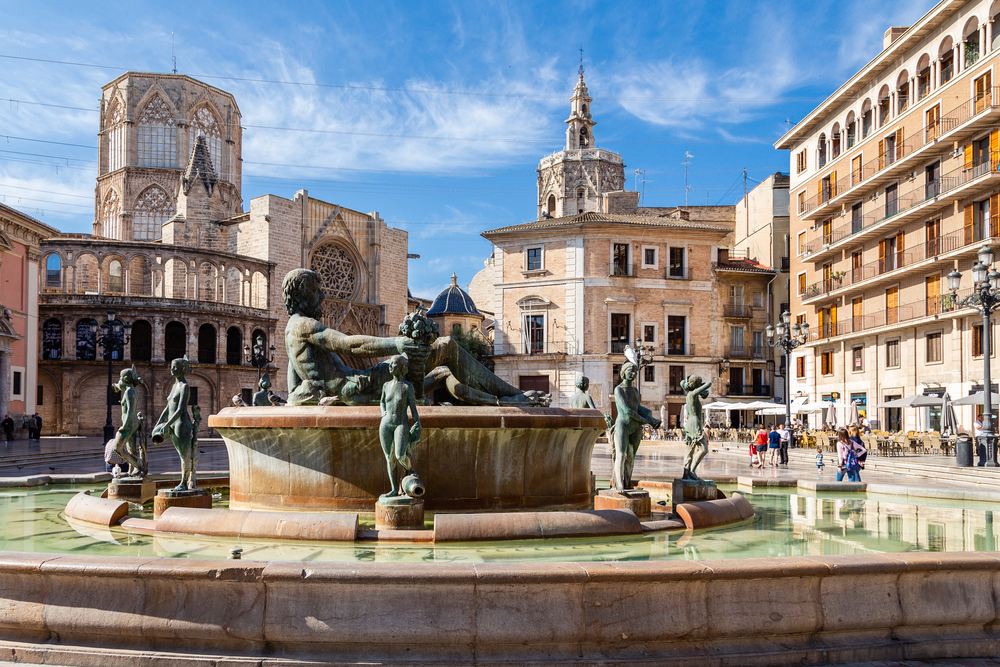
(800, 223, 998, 303)
(780, 256, 790, 272)
(495, 341, 580, 356)
(808, 287, 975, 341)
(727, 384, 772, 397)
(665, 344, 697, 356)
(609, 263, 638, 278)
(665, 266, 692, 280)
(799, 151, 1000, 264)
(723, 303, 754, 319)
(798, 86, 1000, 222)
(729, 345, 766, 359)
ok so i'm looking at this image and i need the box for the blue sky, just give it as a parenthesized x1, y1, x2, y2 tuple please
(0, 0, 934, 299)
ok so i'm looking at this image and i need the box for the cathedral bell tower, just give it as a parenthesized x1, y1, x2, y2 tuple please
(536, 65, 625, 220)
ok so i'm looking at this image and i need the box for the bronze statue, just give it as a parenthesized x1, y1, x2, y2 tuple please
(152, 357, 196, 491)
(681, 375, 712, 479)
(253, 373, 272, 406)
(112, 366, 145, 478)
(282, 268, 544, 406)
(379, 355, 423, 499)
(570, 374, 597, 409)
(610, 361, 660, 492)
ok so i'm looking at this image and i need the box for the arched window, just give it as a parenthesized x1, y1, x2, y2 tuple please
(164, 321, 186, 362)
(101, 190, 121, 240)
(137, 95, 177, 168)
(964, 17, 981, 67)
(877, 85, 890, 127)
(581, 103, 588, 116)
(42, 318, 62, 360)
(547, 194, 556, 216)
(861, 99, 873, 138)
(896, 70, 910, 113)
(108, 259, 124, 293)
(831, 123, 841, 159)
(198, 323, 217, 364)
(106, 102, 126, 173)
(579, 126, 589, 148)
(45, 254, 60, 288)
(251, 271, 267, 309)
(940, 36, 955, 84)
(817, 133, 827, 168)
(226, 326, 242, 365)
(132, 186, 174, 241)
(916, 55, 931, 99)
(992, 1, 1000, 51)
(845, 111, 856, 148)
(191, 107, 223, 178)
(576, 187, 586, 214)
(199, 262, 218, 302)
(130, 320, 152, 361)
(76, 319, 97, 361)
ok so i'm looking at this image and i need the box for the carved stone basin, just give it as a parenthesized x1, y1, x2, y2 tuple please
(208, 406, 605, 511)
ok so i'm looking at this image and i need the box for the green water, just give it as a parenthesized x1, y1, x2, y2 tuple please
(1, 485, 997, 562)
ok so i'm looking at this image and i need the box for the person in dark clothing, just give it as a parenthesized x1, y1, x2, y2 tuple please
(33, 413, 42, 440)
(1, 415, 13, 443)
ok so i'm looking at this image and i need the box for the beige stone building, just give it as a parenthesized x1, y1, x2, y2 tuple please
(38, 72, 408, 435)
(777, 1, 1000, 430)
(483, 70, 776, 424)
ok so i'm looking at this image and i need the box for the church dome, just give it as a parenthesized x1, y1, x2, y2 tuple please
(427, 273, 480, 316)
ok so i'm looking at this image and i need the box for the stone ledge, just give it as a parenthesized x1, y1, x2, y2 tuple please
(674, 493, 755, 529)
(434, 508, 642, 542)
(63, 491, 128, 527)
(155, 507, 359, 542)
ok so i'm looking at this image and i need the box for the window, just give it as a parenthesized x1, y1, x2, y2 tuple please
(101, 190, 121, 240)
(846, 119, 856, 148)
(926, 274, 941, 316)
(925, 161, 940, 199)
(926, 105, 940, 142)
(612, 243, 630, 276)
(198, 324, 217, 364)
(668, 366, 684, 394)
(612, 364, 621, 386)
(885, 183, 898, 217)
(883, 133, 897, 167)
(852, 346, 864, 371)
(977, 71, 994, 113)
(519, 376, 550, 393)
(108, 259, 124, 293)
(667, 316, 686, 355)
(525, 246, 543, 272)
(642, 246, 657, 268)
(796, 150, 807, 173)
(917, 66, 930, 100)
(130, 320, 152, 362)
(878, 93, 890, 128)
(817, 134, 827, 168)
(966, 30, 981, 68)
(189, 386, 199, 407)
(36, 385, 43, 406)
(76, 319, 96, 361)
(797, 273, 806, 296)
(106, 102, 126, 172)
(137, 95, 177, 168)
(643, 324, 656, 343)
(610, 313, 630, 353)
(831, 129, 841, 158)
(861, 104, 873, 138)
(820, 350, 833, 375)
(753, 292, 763, 308)
(752, 331, 764, 357)
(897, 76, 909, 114)
(164, 321, 187, 362)
(579, 126, 589, 148)
(132, 186, 174, 242)
(12, 371, 21, 398)
(941, 48, 954, 85)
(45, 255, 60, 288)
(668, 247, 685, 278)
(546, 194, 556, 216)
(643, 365, 655, 383)
(797, 191, 805, 214)
(191, 107, 223, 179)
(886, 339, 900, 367)
(820, 174, 834, 202)
(851, 155, 863, 186)
(42, 318, 61, 360)
(730, 325, 745, 356)
(973, 323, 995, 357)
(525, 314, 544, 354)
(797, 231, 806, 254)
(226, 327, 243, 365)
(926, 331, 942, 362)
(796, 356, 806, 378)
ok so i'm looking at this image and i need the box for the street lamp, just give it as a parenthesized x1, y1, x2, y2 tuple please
(947, 244, 1000, 467)
(625, 338, 655, 402)
(765, 310, 809, 431)
(91, 309, 131, 443)
(243, 334, 276, 385)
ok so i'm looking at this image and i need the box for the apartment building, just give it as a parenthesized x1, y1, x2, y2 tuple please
(777, 0, 1000, 430)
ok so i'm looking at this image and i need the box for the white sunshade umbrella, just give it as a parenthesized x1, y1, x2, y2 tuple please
(951, 392, 1000, 406)
(876, 394, 944, 408)
(702, 401, 735, 411)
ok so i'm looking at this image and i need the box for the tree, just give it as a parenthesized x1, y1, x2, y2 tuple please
(450, 324, 494, 372)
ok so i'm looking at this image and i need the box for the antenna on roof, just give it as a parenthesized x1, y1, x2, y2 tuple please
(171, 32, 177, 74)
(683, 152, 694, 206)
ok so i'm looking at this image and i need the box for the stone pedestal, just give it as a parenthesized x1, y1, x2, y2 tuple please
(107, 478, 157, 504)
(671, 478, 718, 514)
(375, 497, 425, 530)
(153, 489, 212, 519)
(594, 489, 651, 519)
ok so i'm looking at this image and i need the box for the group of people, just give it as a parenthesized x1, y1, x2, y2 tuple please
(815, 425, 868, 482)
(1, 413, 42, 443)
(750, 423, 791, 468)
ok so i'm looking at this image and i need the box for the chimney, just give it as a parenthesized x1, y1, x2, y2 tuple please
(884, 26, 909, 50)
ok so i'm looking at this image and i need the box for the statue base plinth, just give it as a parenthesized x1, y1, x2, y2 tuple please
(594, 489, 651, 520)
(153, 488, 212, 519)
(671, 478, 718, 514)
(375, 497, 425, 530)
(107, 478, 156, 504)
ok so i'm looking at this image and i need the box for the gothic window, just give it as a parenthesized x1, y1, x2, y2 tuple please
(108, 259, 124, 293)
(310, 243, 357, 300)
(251, 271, 267, 309)
(76, 319, 97, 361)
(576, 187, 586, 214)
(579, 127, 589, 148)
(130, 320, 152, 361)
(101, 190, 121, 239)
(198, 324, 217, 364)
(42, 318, 62, 360)
(226, 326, 242, 365)
(132, 186, 174, 241)
(106, 102, 126, 172)
(137, 95, 176, 168)
(164, 321, 186, 362)
(45, 254, 60, 288)
(191, 107, 223, 178)
(546, 194, 556, 216)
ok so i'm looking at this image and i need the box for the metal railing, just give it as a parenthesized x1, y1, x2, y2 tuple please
(665, 344, 697, 356)
(610, 263, 638, 278)
(723, 303, 754, 318)
(610, 340, 628, 354)
(729, 345, 766, 359)
(665, 266, 691, 280)
(811, 287, 975, 339)
(727, 384, 772, 397)
(495, 341, 580, 356)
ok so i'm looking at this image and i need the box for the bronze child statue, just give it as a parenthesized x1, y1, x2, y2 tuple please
(152, 357, 196, 491)
(253, 373, 272, 406)
(112, 365, 146, 478)
(570, 374, 597, 409)
(681, 374, 712, 480)
(379, 354, 423, 499)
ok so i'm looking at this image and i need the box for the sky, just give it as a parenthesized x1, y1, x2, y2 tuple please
(0, 0, 935, 299)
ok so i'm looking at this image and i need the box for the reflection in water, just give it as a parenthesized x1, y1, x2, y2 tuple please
(0, 485, 996, 562)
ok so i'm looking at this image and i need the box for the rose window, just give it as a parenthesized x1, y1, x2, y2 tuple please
(311, 243, 357, 300)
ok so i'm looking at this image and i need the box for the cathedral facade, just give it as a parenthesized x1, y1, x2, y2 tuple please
(38, 73, 408, 436)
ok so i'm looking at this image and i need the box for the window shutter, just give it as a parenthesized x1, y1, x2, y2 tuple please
(896, 231, 905, 254)
(830, 304, 837, 334)
(991, 130, 999, 169)
(965, 143, 974, 171)
(895, 129, 904, 160)
(830, 170, 837, 197)
(878, 139, 885, 170)
(878, 239, 886, 267)
(965, 203, 975, 244)
(992, 193, 1000, 237)
(852, 155, 862, 183)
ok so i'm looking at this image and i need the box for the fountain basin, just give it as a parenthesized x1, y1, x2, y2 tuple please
(208, 406, 605, 512)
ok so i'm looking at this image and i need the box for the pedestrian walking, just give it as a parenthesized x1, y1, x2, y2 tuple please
(848, 425, 867, 470)
(27, 414, 38, 441)
(778, 423, 790, 465)
(753, 424, 767, 468)
(767, 425, 781, 466)
(836, 428, 863, 482)
(815, 446, 825, 475)
(34, 413, 42, 440)
(2, 414, 14, 443)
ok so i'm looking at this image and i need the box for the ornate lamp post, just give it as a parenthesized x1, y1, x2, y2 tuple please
(947, 244, 1000, 467)
(765, 310, 809, 430)
(90, 309, 131, 443)
(626, 338, 655, 401)
(243, 334, 276, 385)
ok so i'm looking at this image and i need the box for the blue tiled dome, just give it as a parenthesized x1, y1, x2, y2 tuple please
(427, 273, 480, 316)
